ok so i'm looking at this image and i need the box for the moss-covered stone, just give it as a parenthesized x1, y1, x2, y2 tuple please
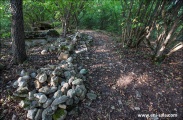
(53, 108, 67, 120)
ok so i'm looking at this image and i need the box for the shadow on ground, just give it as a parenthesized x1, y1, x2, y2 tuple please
(66, 30, 183, 120)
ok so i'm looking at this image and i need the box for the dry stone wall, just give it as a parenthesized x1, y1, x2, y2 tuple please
(12, 32, 96, 120)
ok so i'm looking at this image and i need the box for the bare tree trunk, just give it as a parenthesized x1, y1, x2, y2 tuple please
(62, 3, 72, 37)
(11, 0, 27, 64)
(154, 17, 180, 59)
(167, 42, 183, 56)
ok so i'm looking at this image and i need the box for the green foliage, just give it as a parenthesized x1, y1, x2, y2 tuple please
(0, 1, 11, 38)
(79, 0, 122, 33)
(23, 0, 56, 30)
(120, 0, 183, 62)
(1, 32, 11, 38)
(53, 108, 65, 120)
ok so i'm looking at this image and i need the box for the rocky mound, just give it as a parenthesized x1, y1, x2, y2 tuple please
(12, 32, 96, 120)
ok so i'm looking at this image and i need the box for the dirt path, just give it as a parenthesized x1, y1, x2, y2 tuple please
(67, 30, 183, 120)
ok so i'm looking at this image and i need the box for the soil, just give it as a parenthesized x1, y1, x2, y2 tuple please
(0, 30, 182, 120)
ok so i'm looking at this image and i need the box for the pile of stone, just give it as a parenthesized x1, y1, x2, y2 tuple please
(12, 32, 96, 120)
(41, 32, 93, 56)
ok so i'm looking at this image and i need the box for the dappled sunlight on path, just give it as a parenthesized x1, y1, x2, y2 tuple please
(66, 30, 183, 120)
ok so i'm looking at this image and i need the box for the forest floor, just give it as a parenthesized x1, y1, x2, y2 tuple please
(0, 30, 183, 120)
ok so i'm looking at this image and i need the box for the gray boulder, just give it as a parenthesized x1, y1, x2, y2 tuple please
(34, 93, 48, 103)
(51, 76, 59, 86)
(30, 72, 37, 78)
(72, 79, 83, 85)
(38, 73, 47, 83)
(34, 109, 43, 120)
(38, 86, 50, 94)
(42, 107, 54, 120)
(52, 95, 68, 106)
(67, 89, 76, 98)
(27, 108, 37, 119)
(43, 98, 53, 108)
(53, 90, 62, 99)
(17, 77, 27, 87)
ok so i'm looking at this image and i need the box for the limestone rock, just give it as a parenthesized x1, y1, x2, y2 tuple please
(58, 52, 69, 60)
(17, 77, 27, 87)
(27, 108, 37, 119)
(52, 68, 63, 76)
(53, 90, 62, 99)
(61, 87, 67, 95)
(75, 32, 81, 38)
(72, 79, 83, 85)
(34, 80, 42, 89)
(66, 57, 73, 63)
(51, 76, 59, 86)
(34, 93, 47, 103)
(41, 49, 47, 55)
(29, 91, 36, 100)
(76, 85, 87, 94)
(34, 109, 43, 120)
(68, 77, 74, 85)
(49, 86, 58, 93)
(43, 99, 53, 108)
(19, 100, 30, 108)
(58, 104, 66, 109)
(38, 86, 50, 94)
(51, 105, 58, 111)
(38, 73, 47, 83)
(42, 107, 54, 120)
(52, 95, 68, 106)
(22, 75, 30, 80)
(30, 72, 37, 78)
(67, 89, 76, 98)
(62, 83, 69, 90)
(75, 48, 87, 54)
